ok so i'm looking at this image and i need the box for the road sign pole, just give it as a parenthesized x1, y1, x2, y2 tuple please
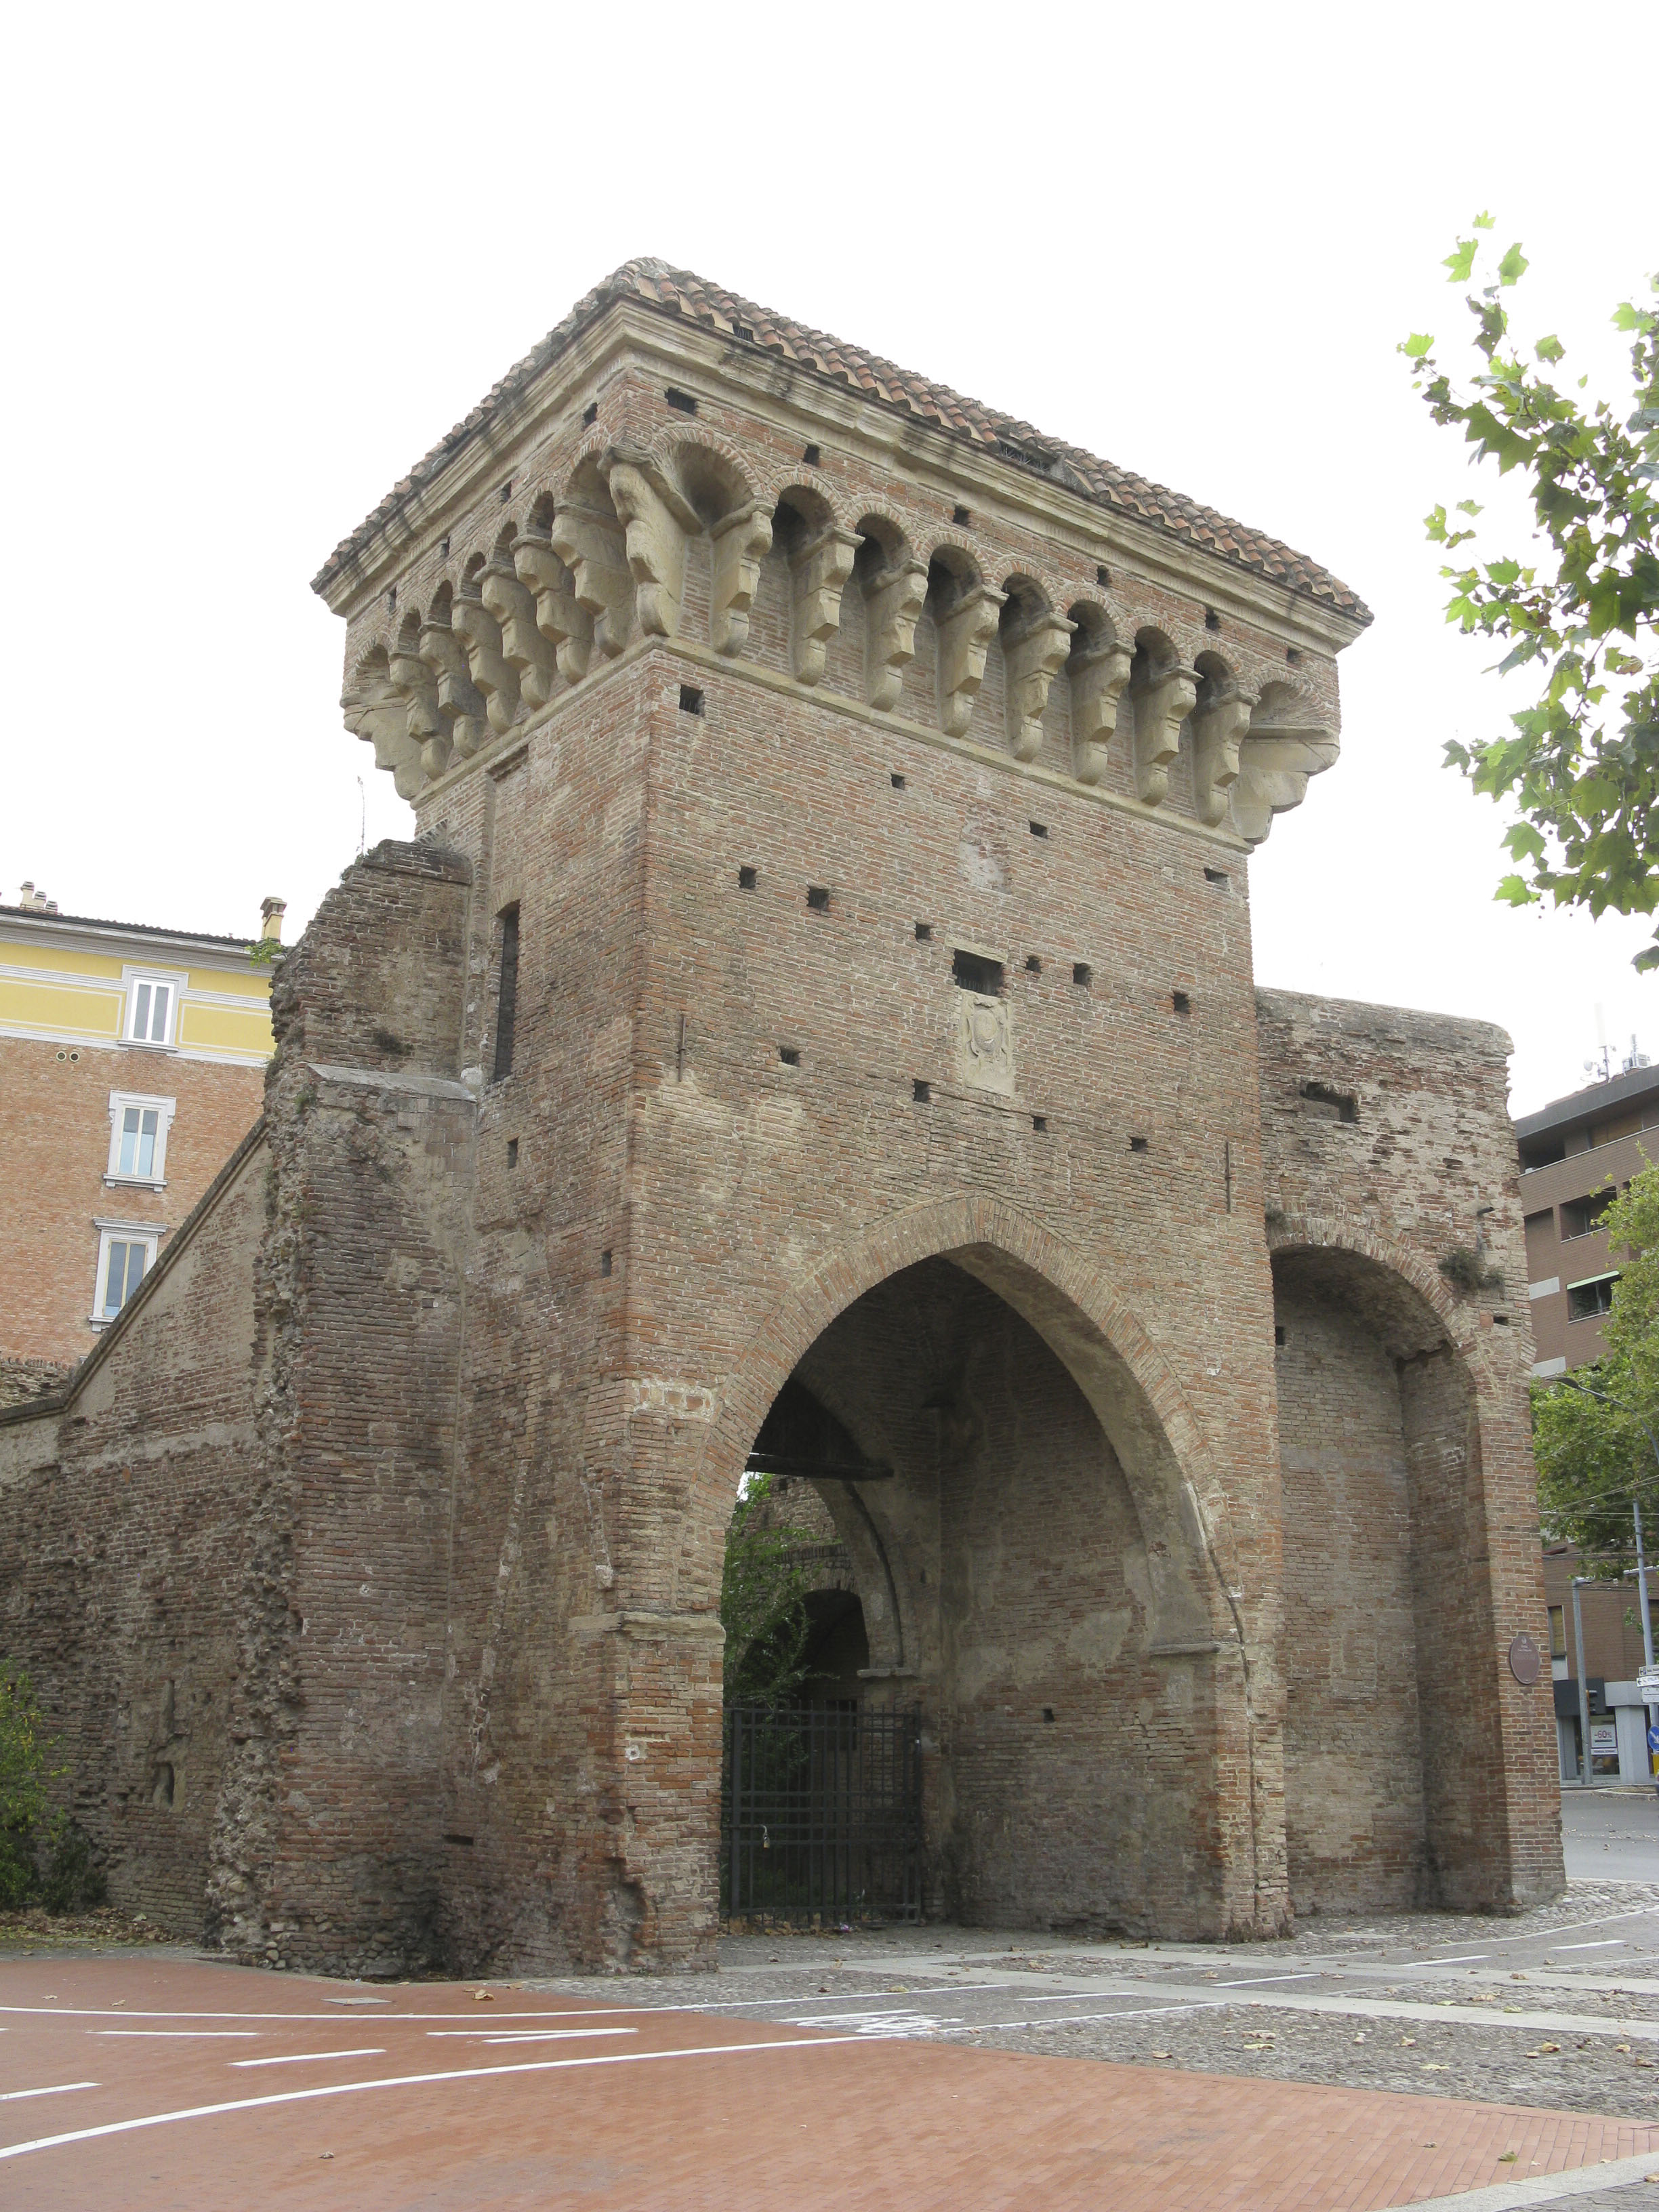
(1573, 1578, 1594, 1788)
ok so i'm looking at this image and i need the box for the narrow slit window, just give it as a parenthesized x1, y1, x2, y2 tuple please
(492, 907, 520, 1083)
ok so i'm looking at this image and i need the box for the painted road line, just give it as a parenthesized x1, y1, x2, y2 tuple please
(1017, 1990, 1186, 2005)
(0, 2038, 870, 2163)
(424, 2028, 635, 2043)
(0, 2085, 98, 2104)
(1429, 1954, 1490, 1964)
(230, 2051, 386, 2068)
(1211, 1973, 1319, 1988)
(1552, 1939, 1628, 1950)
(95, 2030, 260, 2040)
(947, 2005, 1230, 2034)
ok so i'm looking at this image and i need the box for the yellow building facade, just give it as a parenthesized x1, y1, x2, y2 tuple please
(0, 888, 274, 1389)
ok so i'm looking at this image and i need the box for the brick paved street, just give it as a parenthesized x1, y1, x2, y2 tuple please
(14, 1885, 1659, 2209)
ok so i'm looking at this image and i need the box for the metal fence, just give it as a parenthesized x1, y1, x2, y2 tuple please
(721, 1704, 924, 1923)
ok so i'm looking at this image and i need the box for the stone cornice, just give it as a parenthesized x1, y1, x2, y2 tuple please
(316, 300, 1366, 659)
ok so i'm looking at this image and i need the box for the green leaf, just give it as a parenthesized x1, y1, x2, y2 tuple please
(1503, 821, 1548, 861)
(1444, 238, 1478, 285)
(1473, 211, 1495, 230)
(1402, 332, 1435, 358)
(1456, 499, 1483, 516)
(1495, 874, 1536, 905)
(1535, 334, 1565, 363)
(1498, 242, 1530, 287)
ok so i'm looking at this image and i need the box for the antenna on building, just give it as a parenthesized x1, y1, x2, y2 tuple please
(1585, 1002, 1614, 1083)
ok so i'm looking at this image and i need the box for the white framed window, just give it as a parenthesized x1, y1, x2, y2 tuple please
(123, 970, 184, 1048)
(105, 1091, 176, 1188)
(90, 1222, 162, 1326)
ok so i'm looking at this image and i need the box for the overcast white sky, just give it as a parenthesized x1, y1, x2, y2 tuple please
(5, 2, 1655, 1113)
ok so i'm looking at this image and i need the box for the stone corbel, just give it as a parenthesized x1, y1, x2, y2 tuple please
(386, 645, 449, 780)
(1130, 661, 1198, 806)
(417, 617, 490, 760)
(709, 501, 774, 657)
(1191, 682, 1257, 828)
(1003, 609, 1076, 762)
(342, 692, 424, 800)
(935, 583, 1006, 739)
(548, 502, 634, 660)
(480, 560, 557, 710)
(451, 592, 521, 734)
(1068, 638, 1132, 784)
(513, 536, 594, 684)
(863, 557, 928, 710)
(1231, 697, 1339, 844)
(788, 526, 859, 684)
(602, 448, 695, 640)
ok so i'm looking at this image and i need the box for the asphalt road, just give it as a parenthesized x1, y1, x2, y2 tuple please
(1564, 1790, 1659, 1881)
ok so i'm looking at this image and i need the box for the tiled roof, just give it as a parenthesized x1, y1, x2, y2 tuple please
(312, 259, 1370, 625)
(0, 904, 253, 951)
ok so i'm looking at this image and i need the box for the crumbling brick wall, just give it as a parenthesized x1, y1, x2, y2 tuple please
(1257, 988, 1560, 1912)
(0, 1124, 266, 1927)
(206, 840, 476, 1973)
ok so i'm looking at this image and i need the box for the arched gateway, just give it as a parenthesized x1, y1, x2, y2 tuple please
(0, 264, 1562, 1975)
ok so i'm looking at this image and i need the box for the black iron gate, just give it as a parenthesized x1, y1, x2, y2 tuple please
(721, 1705, 923, 1923)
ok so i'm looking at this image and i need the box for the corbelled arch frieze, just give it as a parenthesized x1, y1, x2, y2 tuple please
(330, 377, 1346, 846)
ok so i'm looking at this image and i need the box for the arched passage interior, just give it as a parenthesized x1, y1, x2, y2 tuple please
(723, 1249, 1233, 1934)
(1273, 1244, 1508, 1914)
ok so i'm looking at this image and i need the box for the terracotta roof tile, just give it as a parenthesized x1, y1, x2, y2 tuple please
(312, 258, 1370, 625)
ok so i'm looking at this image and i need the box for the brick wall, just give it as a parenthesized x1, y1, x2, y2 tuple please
(0, 1124, 266, 1927)
(205, 841, 476, 1973)
(0, 1033, 264, 1365)
(1258, 989, 1562, 1912)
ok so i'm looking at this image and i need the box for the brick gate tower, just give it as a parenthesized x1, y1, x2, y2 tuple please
(0, 261, 1563, 1975)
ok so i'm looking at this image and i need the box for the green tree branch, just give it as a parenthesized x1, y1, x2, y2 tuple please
(1402, 220, 1659, 968)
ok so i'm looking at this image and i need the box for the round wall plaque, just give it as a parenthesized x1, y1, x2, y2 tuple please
(1509, 1633, 1542, 1686)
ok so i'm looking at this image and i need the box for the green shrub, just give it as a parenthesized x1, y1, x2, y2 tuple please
(0, 1660, 102, 1912)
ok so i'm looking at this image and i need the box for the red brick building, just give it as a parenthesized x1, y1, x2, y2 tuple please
(0, 263, 1563, 1973)
(0, 890, 275, 1396)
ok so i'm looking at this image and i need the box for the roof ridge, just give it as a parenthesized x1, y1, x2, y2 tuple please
(311, 258, 1369, 624)
(0, 904, 254, 949)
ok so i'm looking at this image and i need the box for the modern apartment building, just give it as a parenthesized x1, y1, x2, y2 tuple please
(1519, 1057, 1659, 1378)
(0, 883, 277, 1392)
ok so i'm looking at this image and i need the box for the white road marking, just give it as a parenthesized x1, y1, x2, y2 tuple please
(1211, 1973, 1318, 1988)
(424, 2028, 635, 2043)
(230, 2051, 386, 2068)
(1552, 1940, 1626, 1951)
(95, 2031, 259, 2041)
(953, 2005, 1227, 2034)
(1429, 1954, 1489, 1965)
(1019, 1990, 1166, 2005)
(0, 2037, 869, 2163)
(3, 2007, 628, 2026)
(0, 2085, 98, 2104)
